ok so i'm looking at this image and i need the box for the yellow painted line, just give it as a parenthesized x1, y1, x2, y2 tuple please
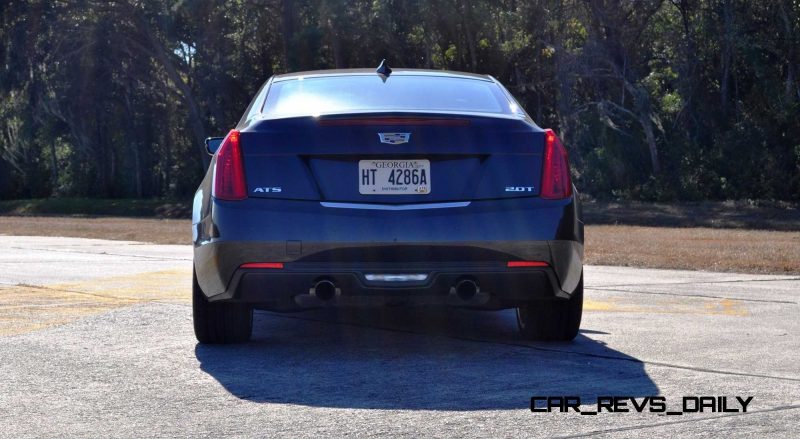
(706, 298, 749, 317)
(53, 268, 192, 303)
(1, 267, 750, 337)
(585, 295, 749, 316)
(0, 268, 192, 336)
(583, 298, 619, 312)
(0, 286, 132, 336)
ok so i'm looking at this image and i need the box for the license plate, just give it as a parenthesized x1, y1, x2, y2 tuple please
(359, 160, 431, 195)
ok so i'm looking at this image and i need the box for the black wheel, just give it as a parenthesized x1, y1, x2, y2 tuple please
(516, 274, 583, 341)
(193, 269, 253, 344)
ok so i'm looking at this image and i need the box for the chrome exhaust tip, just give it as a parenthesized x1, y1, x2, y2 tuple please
(310, 279, 338, 302)
(453, 279, 479, 301)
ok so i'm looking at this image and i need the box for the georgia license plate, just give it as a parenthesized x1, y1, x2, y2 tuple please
(358, 159, 431, 195)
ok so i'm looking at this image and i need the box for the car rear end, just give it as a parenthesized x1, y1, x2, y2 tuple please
(192, 71, 584, 343)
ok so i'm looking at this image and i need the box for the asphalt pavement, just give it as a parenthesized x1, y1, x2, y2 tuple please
(0, 235, 798, 437)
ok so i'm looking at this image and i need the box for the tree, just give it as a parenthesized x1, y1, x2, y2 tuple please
(0, 0, 797, 201)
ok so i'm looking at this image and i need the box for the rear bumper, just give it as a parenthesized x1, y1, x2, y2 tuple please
(193, 196, 583, 310)
(213, 262, 568, 311)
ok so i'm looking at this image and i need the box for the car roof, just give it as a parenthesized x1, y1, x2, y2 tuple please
(271, 68, 494, 82)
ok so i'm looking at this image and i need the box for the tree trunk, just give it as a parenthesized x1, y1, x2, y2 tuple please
(327, 18, 345, 68)
(640, 112, 661, 174)
(672, 0, 699, 135)
(424, 32, 433, 68)
(624, 82, 661, 174)
(146, 41, 208, 169)
(778, 1, 798, 103)
(720, 0, 734, 116)
(281, 0, 296, 70)
(134, 142, 142, 198)
(49, 141, 58, 192)
(462, 1, 478, 71)
(121, 5, 208, 171)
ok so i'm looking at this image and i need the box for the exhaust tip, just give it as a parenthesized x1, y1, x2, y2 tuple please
(311, 279, 337, 302)
(454, 279, 479, 301)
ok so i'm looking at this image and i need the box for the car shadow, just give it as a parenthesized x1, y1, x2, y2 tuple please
(195, 308, 658, 410)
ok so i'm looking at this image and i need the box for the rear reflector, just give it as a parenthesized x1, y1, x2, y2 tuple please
(318, 117, 470, 126)
(540, 128, 573, 200)
(240, 262, 284, 269)
(507, 261, 549, 268)
(212, 129, 247, 201)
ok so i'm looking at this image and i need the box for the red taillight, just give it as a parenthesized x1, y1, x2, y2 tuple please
(213, 130, 247, 201)
(318, 117, 470, 126)
(540, 128, 573, 200)
(507, 261, 550, 268)
(240, 262, 284, 269)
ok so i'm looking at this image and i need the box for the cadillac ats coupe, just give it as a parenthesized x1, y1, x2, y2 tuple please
(192, 66, 584, 344)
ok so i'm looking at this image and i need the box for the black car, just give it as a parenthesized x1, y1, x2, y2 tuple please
(192, 66, 584, 344)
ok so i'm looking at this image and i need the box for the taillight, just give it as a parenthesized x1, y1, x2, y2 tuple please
(212, 130, 247, 200)
(507, 261, 550, 268)
(240, 262, 284, 269)
(318, 117, 470, 126)
(540, 128, 573, 200)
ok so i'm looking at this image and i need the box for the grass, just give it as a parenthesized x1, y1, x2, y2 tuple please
(2, 198, 797, 229)
(0, 216, 189, 244)
(585, 225, 799, 274)
(0, 197, 798, 275)
(0, 216, 798, 275)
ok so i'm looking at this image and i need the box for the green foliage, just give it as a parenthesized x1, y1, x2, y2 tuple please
(0, 0, 798, 201)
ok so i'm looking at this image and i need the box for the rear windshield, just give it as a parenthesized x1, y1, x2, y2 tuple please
(261, 75, 515, 118)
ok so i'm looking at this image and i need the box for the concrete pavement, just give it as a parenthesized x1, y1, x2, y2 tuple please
(0, 235, 798, 437)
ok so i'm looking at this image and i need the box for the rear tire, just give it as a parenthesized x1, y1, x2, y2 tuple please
(193, 269, 253, 344)
(516, 274, 583, 341)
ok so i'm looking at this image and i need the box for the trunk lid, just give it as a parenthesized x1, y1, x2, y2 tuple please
(240, 113, 545, 203)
